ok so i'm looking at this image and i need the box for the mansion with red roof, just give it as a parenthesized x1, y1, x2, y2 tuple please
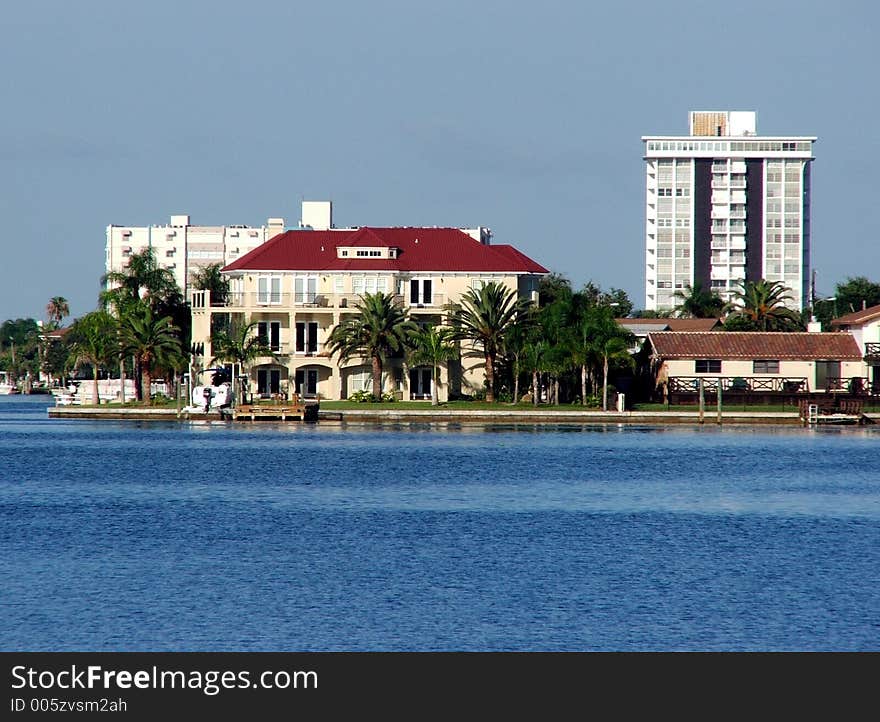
(190, 214, 549, 401)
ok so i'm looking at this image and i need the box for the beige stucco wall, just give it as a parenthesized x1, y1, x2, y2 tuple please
(190, 271, 533, 401)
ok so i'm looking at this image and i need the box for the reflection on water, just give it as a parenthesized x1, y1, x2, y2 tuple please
(0, 394, 877, 651)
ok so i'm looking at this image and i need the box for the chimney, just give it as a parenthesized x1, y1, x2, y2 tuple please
(267, 218, 285, 239)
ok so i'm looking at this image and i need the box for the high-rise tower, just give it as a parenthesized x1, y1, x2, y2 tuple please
(642, 111, 815, 311)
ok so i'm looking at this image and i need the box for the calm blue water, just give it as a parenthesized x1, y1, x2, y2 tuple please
(1, 395, 877, 651)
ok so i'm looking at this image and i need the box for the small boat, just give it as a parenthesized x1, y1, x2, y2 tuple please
(0, 371, 18, 395)
(182, 368, 234, 415)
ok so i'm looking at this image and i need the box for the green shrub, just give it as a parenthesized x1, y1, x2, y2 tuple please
(348, 389, 398, 403)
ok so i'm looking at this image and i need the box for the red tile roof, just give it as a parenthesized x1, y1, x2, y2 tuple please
(648, 332, 863, 360)
(830, 303, 880, 327)
(665, 318, 722, 331)
(223, 227, 549, 274)
(618, 318, 721, 331)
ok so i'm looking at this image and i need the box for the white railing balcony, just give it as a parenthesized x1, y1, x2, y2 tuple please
(711, 180, 728, 189)
(711, 164, 728, 173)
(729, 178, 747, 189)
(206, 292, 416, 311)
(729, 210, 747, 219)
(408, 292, 447, 309)
(293, 294, 333, 308)
(294, 343, 326, 357)
(255, 292, 291, 307)
(254, 343, 289, 357)
(190, 290, 208, 309)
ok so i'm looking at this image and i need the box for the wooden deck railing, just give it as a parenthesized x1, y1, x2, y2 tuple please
(668, 376, 809, 394)
(669, 376, 880, 396)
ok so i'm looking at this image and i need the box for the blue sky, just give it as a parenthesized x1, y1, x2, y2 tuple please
(1, 0, 878, 321)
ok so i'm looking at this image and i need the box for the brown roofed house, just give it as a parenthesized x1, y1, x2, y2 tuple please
(647, 331, 867, 397)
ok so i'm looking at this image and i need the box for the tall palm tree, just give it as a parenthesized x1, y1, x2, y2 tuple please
(68, 310, 116, 405)
(210, 319, 275, 401)
(407, 324, 457, 405)
(118, 303, 183, 405)
(328, 292, 416, 401)
(673, 282, 725, 319)
(102, 248, 187, 400)
(576, 305, 636, 410)
(46, 296, 70, 327)
(446, 282, 530, 403)
(520, 335, 548, 406)
(101, 247, 183, 313)
(724, 279, 804, 331)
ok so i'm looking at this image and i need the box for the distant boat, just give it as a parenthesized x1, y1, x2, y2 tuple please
(0, 371, 18, 395)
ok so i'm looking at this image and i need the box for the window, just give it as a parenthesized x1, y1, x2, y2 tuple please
(695, 359, 721, 374)
(257, 321, 281, 352)
(257, 276, 281, 305)
(349, 370, 371, 393)
(333, 276, 345, 294)
(295, 322, 319, 354)
(753, 360, 780, 374)
(352, 276, 388, 296)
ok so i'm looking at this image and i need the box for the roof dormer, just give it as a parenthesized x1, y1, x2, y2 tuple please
(337, 246, 400, 259)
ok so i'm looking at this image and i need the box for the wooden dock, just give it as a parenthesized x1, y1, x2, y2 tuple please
(232, 399, 319, 422)
(798, 398, 872, 426)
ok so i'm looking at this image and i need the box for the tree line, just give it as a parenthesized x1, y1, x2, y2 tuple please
(3, 254, 880, 407)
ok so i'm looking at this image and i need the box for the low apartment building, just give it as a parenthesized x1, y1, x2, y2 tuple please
(190, 225, 548, 401)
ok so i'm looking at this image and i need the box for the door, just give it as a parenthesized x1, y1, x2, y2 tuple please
(410, 279, 433, 306)
(257, 368, 281, 396)
(295, 369, 319, 397)
(295, 276, 318, 304)
(410, 368, 432, 399)
(295, 322, 319, 354)
(258, 321, 281, 352)
(815, 361, 840, 391)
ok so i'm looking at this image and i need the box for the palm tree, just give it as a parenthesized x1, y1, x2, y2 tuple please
(328, 292, 416, 401)
(520, 335, 548, 406)
(673, 282, 725, 319)
(191, 263, 230, 306)
(118, 303, 183, 405)
(576, 305, 636, 410)
(102, 248, 186, 401)
(407, 324, 457, 405)
(210, 319, 275, 402)
(101, 247, 182, 313)
(46, 296, 70, 327)
(68, 310, 116, 405)
(446, 282, 530, 403)
(724, 279, 804, 332)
